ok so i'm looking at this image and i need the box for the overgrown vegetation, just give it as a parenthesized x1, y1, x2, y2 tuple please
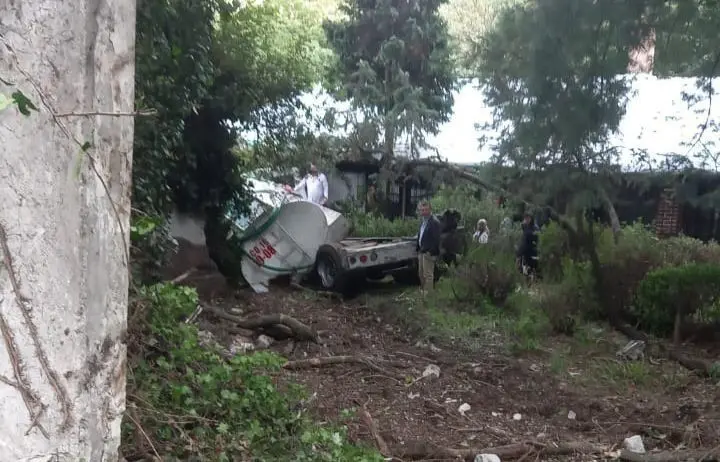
(121, 0, 720, 458)
(124, 282, 383, 461)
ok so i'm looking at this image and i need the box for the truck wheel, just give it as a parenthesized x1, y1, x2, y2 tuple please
(316, 245, 356, 295)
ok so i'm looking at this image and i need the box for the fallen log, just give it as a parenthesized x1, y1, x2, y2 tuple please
(397, 440, 607, 461)
(619, 448, 720, 462)
(359, 406, 391, 457)
(283, 355, 406, 381)
(203, 305, 319, 342)
(611, 322, 719, 378)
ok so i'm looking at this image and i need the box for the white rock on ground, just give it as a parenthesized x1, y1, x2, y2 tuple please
(623, 435, 646, 453)
(458, 403, 471, 416)
(422, 364, 441, 379)
(474, 454, 501, 462)
(229, 337, 255, 355)
(255, 334, 274, 349)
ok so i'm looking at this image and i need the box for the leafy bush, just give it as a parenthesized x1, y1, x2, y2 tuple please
(346, 207, 418, 237)
(430, 239, 521, 311)
(535, 259, 599, 333)
(433, 184, 508, 234)
(633, 263, 720, 337)
(124, 283, 382, 461)
(130, 214, 178, 284)
(537, 221, 571, 282)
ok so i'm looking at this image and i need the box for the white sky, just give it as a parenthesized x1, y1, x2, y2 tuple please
(286, 75, 720, 168)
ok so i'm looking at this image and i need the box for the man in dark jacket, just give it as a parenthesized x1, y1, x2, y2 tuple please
(417, 200, 442, 293)
(517, 213, 539, 278)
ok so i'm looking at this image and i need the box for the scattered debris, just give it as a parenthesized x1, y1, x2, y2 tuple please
(474, 454, 501, 462)
(255, 334, 274, 349)
(203, 305, 319, 342)
(422, 364, 441, 379)
(283, 355, 406, 381)
(228, 336, 254, 355)
(458, 403, 471, 416)
(359, 405, 391, 457)
(567, 410, 577, 420)
(617, 340, 646, 361)
(512, 413, 522, 421)
(623, 435, 645, 454)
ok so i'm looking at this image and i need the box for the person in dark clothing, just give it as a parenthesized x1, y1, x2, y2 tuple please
(517, 213, 539, 278)
(417, 200, 442, 293)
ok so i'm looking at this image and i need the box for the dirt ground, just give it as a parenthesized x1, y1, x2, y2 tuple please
(196, 278, 720, 461)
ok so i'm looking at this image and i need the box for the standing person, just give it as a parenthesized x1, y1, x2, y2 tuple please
(284, 162, 329, 206)
(473, 218, 489, 244)
(417, 200, 442, 294)
(516, 213, 539, 279)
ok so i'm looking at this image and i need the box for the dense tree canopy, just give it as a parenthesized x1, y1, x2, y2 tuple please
(440, 0, 523, 74)
(325, 0, 457, 160)
(133, 0, 329, 217)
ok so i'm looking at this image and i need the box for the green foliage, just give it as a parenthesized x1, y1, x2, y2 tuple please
(428, 233, 521, 315)
(129, 215, 178, 284)
(440, 0, 523, 74)
(537, 222, 571, 282)
(133, 0, 222, 214)
(133, 0, 329, 217)
(325, 0, 457, 155)
(535, 259, 598, 334)
(536, 220, 720, 334)
(432, 185, 508, 234)
(477, 0, 648, 169)
(634, 263, 720, 337)
(125, 283, 383, 461)
(0, 88, 38, 116)
(346, 207, 418, 237)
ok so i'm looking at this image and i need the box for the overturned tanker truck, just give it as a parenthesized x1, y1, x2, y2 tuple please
(229, 179, 465, 295)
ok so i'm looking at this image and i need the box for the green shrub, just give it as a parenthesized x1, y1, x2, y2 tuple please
(537, 221, 571, 282)
(345, 206, 418, 237)
(633, 263, 720, 337)
(130, 214, 178, 284)
(124, 283, 383, 461)
(502, 290, 552, 352)
(429, 240, 522, 312)
(534, 259, 600, 334)
(432, 184, 507, 233)
(661, 234, 720, 266)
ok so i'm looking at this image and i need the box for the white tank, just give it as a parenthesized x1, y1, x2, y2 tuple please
(234, 179, 350, 292)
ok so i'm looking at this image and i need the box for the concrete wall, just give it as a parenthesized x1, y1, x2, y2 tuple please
(0, 0, 136, 460)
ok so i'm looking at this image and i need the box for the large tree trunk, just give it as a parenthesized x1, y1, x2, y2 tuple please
(0, 1, 136, 460)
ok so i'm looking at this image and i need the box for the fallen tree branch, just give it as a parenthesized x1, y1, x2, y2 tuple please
(283, 355, 406, 381)
(664, 347, 718, 378)
(619, 448, 720, 462)
(398, 440, 607, 461)
(359, 405, 391, 456)
(169, 268, 197, 285)
(203, 305, 318, 342)
(612, 324, 719, 379)
(289, 282, 343, 300)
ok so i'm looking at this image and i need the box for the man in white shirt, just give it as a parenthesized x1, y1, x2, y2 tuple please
(284, 162, 329, 206)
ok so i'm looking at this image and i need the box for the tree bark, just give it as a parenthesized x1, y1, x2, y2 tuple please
(0, 0, 136, 460)
(598, 186, 622, 241)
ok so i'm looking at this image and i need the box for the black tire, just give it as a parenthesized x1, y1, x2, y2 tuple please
(315, 245, 357, 296)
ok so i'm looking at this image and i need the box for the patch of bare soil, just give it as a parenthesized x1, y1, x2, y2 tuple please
(197, 280, 720, 461)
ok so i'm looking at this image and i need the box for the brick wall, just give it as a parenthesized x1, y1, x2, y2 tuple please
(655, 188, 682, 237)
